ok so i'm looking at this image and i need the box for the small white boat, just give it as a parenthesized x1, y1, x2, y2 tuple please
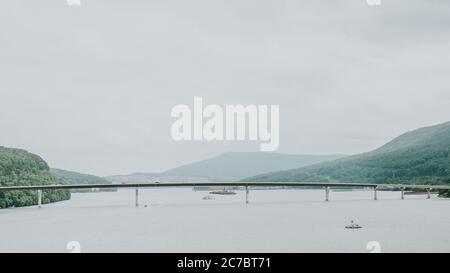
(345, 221, 362, 229)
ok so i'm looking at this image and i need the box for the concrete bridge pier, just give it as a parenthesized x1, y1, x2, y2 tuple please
(37, 190, 42, 208)
(245, 186, 249, 204)
(374, 187, 378, 200)
(401, 187, 405, 200)
(135, 187, 139, 207)
(325, 186, 330, 202)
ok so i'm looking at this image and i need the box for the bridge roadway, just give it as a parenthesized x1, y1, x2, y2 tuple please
(2, 181, 450, 191)
(0, 182, 449, 207)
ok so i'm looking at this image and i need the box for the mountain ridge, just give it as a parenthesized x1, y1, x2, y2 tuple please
(50, 168, 115, 192)
(243, 121, 450, 185)
(106, 152, 347, 182)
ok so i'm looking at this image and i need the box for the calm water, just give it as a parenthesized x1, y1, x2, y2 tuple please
(0, 188, 449, 252)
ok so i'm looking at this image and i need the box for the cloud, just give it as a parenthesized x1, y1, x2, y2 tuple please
(0, 0, 449, 175)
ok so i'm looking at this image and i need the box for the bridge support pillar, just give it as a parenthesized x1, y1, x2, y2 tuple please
(245, 186, 249, 204)
(37, 190, 42, 208)
(374, 187, 377, 201)
(401, 187, 405, 200)
(427, 188, 431, 199)
(135, 187, 139, 207)
(325, 187, 330, 202)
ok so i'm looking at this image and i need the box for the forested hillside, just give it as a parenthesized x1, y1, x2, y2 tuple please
(244, 122, 450, 188)
(51, 168, 115, 192)
(0, 147, 70, 208)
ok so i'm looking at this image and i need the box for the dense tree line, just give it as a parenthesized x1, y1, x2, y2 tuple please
(0, 147, 70, 208)
(439, 190, 450, 197)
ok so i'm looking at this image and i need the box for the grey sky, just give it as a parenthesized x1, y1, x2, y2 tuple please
(1, 0, 450, 176)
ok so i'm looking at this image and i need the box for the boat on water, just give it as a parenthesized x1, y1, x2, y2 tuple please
(345, 221, 362, 229)
(202, 195, 215, 200)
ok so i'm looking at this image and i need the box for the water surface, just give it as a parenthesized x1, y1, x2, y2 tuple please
(0, 188, 449, 252)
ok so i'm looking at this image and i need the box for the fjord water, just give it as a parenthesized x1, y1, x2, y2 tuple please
(0, 189, 449, 252)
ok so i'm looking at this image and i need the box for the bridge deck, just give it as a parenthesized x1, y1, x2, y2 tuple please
(0, 182, 449, 191)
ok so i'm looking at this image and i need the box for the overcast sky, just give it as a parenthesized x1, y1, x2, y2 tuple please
(1, 0, 450, 176)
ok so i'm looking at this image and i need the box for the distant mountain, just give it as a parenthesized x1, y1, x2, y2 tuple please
(106, 173, 211, 183)
(0, 147, 70, 208)
(163, 152, 346, 181)
(50, 168, 115, 192)
(106, 172, 159, 183)
(107, 153, 346, 183)
(243, 121, 450, 186)
(51, 168, 111, 185)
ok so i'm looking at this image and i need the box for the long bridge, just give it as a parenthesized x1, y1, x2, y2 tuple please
(0, 182, 449, 208)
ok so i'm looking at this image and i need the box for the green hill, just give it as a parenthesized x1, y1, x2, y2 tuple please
(50, 168, 115, 192)
(50, 168, 116, 192)
(163, 152, 346, 181)
(0, 147, 70, 208)
(243, 121, 450, 187)
(50, 168, 110, 185)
